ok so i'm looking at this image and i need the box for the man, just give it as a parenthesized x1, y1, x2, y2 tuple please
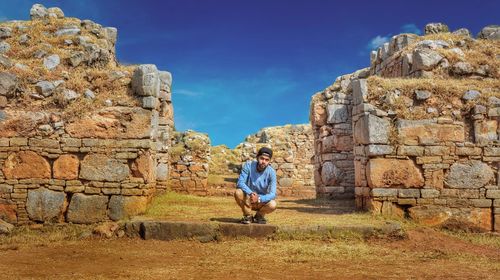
(234, 147, 277, 224)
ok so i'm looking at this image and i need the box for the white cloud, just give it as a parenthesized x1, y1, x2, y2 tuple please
(401, 23, 422, 35)
(367, 35, 390, 50)
(176, 89, 203, 97)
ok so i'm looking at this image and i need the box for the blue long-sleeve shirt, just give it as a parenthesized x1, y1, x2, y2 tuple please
(237, 161, 277, 203)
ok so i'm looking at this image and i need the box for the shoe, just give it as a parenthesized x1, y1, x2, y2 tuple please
(240, 215, 253, 224)
(253, 214, 267, 224)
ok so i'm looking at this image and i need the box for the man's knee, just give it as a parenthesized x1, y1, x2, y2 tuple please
(267, 200, 277, 211)
(234, 189, 245, 201)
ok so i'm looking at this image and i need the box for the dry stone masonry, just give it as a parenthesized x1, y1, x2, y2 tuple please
(0, 4, 174, 225)
(311, 23, 500, 231)
(167, 131, 211, 196)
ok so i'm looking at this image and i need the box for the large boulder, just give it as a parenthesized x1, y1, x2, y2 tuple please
(108, 195, 148, 221)
(26, 188, 66, 222)
(30, 4, 49, 20)
(67, 194, 109, 224)
(2, 151, 51, 179)
(445, 160, 494, 189)
(477, 25, 500, 40)
(53, 154, 79, 180)
(79, 154, 130, 182)
(366, 158, 424, 188)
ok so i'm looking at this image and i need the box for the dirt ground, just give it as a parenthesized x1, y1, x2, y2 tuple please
(0, 228, 499, 279)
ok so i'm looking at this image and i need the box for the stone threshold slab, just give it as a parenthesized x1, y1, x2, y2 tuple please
(124, 220, 404, 241)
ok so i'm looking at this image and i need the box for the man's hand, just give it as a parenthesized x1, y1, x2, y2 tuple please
(249, 192, 259, 204)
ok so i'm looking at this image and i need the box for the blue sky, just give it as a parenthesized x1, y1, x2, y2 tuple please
(1, 1, 499, 147)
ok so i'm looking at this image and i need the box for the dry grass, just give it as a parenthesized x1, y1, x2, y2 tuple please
(0, 223, 93, 248)
(141, 191, 393, 228)
(367, 76, 500, 120)
(209, 145, 241, 175)
(0, 17, 139, 122)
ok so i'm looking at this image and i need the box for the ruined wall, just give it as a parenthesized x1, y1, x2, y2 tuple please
(0, 4, 174, 225)
(311, 23, 500, 231)
(168, 131, 210, 196)
(206, 124, 316, 198)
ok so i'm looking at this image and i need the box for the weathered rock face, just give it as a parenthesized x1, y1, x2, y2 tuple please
(26, 188, 66, 222)
(65, 107, 152, 139)
(445, 160, 494, 189)
(66, 194, 108, 224)
(53, 154, 79, 180)
(366, 158, 424, 188)
(79, 154, 130, 182)
(108, 195, 148, 221)
(0, 199, 17, 224)
(131, 152, 155, 183)
(396, 120, 464, 145)
(2, 151, 51, 179)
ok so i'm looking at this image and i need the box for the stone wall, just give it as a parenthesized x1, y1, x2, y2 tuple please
(0, 5, 174, 225)
(168, 131, 210, 196)
(309, 70, 367, 199)
(310, 23, 500, 231)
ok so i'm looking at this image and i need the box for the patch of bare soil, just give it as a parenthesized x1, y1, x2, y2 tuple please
(0, 229, 499, 279)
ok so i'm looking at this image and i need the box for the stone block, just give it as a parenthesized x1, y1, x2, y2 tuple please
(408, 205, 453, 226)
(366, 158, 424, 188)
(79, 154, 130, 182)
(108, 195, 148, 221)
(398, 189, 420, 198)
(365, 145, 394, 156)
(486, 190, 500, 199)
(444, 160, 494, 189)
(354, 114, 390, 144)
(456, 147, 482, 156)
(66, 194, 108, 224)
(474, 120, 498, 143)
(484, 147, 500, 157)
(2, 151, 51, 179)
(53, 154, 79, 180)
(140, 221, 217, 241)
(28, 138, 59, 149)
(397, 146, 424, 156)
(421, 189, 440, 198)
(142, 96, 158, 109)
(130, 152, 155, 183)
(320, 161, 343, 185)
(371, 188, 397, 197)
(156, 163, 168, 181)
(352, 79, 368, 105)
(471, 199, 492, 208)
(326, 104, 349, 124)
(132, 64, 160, 97)
(396, 120, 464, 145)
(26, 187, 66, 222)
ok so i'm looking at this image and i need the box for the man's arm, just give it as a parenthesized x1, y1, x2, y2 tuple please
(237, 162, 253, 195)
(259, 170, 276, 203)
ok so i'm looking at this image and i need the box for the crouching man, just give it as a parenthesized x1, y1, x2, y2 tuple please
(234, 147, 277, 224)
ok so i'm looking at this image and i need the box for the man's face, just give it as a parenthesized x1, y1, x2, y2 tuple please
(257, 154, 271, 170)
